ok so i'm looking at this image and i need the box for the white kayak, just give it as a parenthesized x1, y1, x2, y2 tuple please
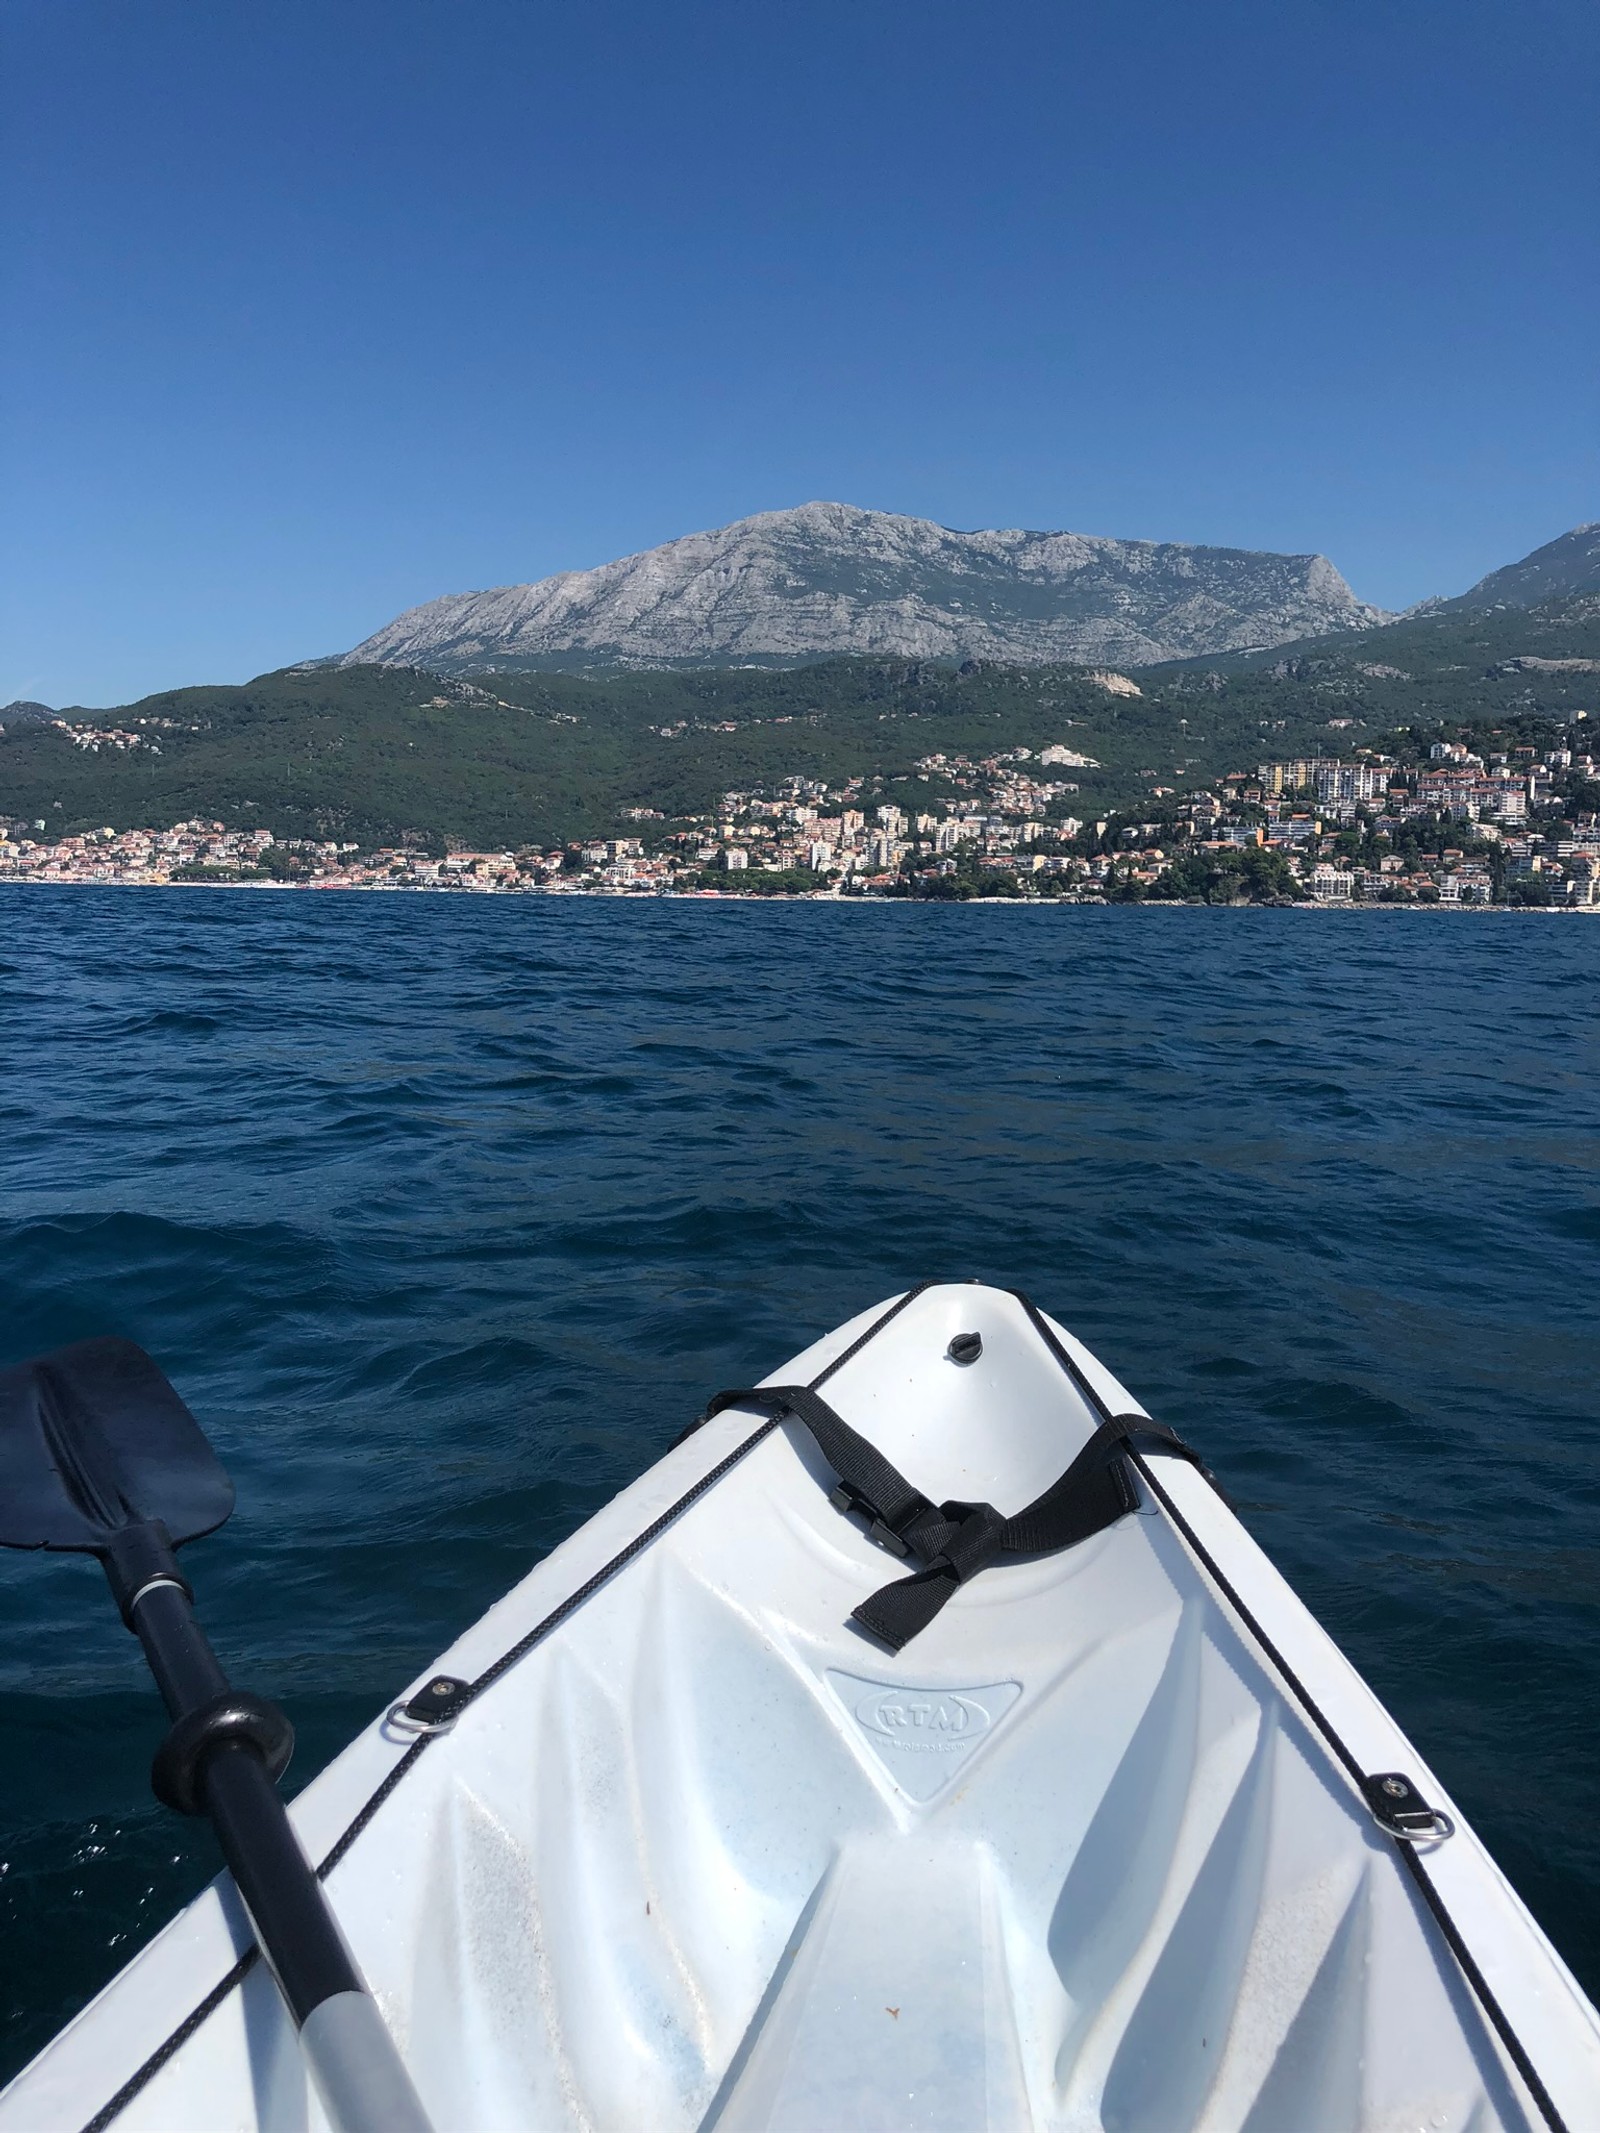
(5, 1282, 1597, 2133)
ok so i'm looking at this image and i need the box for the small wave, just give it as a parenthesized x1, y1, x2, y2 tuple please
(113, 1009, 223, 1037)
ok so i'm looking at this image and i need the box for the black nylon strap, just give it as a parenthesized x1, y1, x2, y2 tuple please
(702, 1383, 939, 1537)
(702, 1386, 1201, 1650)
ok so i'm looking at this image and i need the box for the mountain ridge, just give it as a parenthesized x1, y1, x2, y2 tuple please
(1421, 523, 1600, 617)
(339, 501, 1391, 674)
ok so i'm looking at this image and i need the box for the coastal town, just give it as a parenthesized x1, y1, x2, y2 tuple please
(3, 727, 1597, 907)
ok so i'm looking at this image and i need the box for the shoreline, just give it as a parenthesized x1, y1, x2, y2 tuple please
(0, 879, 1592, 913)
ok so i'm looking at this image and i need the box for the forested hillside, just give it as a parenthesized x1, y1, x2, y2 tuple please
(3, 592, 1596, 850)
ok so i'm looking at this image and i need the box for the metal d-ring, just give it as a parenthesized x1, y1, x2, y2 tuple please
(385, 1674, 473, 1736)
(1393, 1807, 1456, 1844)
(384, 1700, 449, 1737)
(1362, 1770, 1456, 1843)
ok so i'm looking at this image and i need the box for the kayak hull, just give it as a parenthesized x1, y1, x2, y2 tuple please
(4, 1284, 1597, 2131)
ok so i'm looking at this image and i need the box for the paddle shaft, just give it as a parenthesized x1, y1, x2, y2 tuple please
(127, 1578, 431, 2132)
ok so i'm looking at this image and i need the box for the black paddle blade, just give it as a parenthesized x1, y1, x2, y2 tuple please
(0, 1337, 234, 1553)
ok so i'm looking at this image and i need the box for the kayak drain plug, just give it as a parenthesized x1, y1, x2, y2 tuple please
(947, 1333, 983, 1365)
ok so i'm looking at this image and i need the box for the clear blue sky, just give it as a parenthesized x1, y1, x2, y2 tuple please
(3, 0, 1596, 707)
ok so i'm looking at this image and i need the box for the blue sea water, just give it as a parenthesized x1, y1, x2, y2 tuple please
(0, 888, 1596, 2084)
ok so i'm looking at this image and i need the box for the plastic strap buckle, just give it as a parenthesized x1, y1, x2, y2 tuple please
(828, 1482, 912, 1557)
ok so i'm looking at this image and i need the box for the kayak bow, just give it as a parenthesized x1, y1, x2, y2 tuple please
(3, 1284, 1596, 2132)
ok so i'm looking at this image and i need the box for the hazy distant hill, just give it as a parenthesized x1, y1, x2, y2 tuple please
(1174, 586, 1600, 680)
(338, 502, 1390, 674)
(1425, 524, 1600, 615)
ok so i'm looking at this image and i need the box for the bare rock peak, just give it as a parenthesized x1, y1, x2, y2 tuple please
(342, 503, 1389, 675)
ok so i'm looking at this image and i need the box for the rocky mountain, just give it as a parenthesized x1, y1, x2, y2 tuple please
(339, 503, 1390, 674)
(0, 699, 57, 726)
(1427, 523, 1600, 615)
